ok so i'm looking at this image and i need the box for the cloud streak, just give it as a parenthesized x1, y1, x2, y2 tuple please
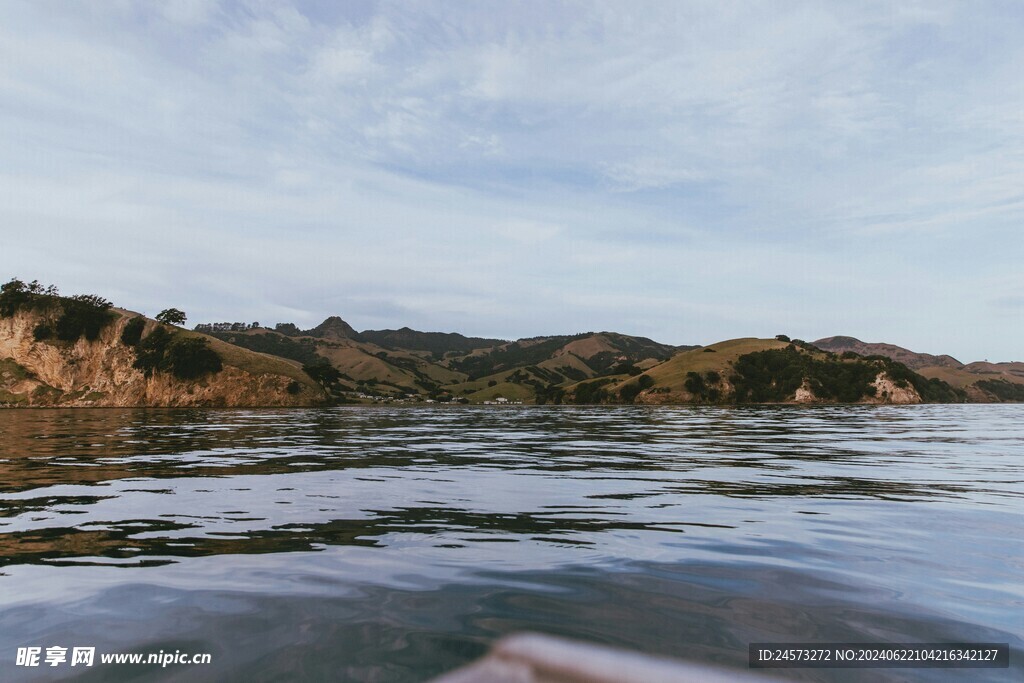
(1, 0, 1022, 361)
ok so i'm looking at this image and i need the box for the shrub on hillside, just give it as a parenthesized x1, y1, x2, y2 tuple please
(303, 361, 342, 388)
(3, 278, 114, 342)
(976, 379, 1024, 401)
(534, 382, 565, 405)
(53, 296, 114, 341)
(684, 371, 705, 396)
(132, 328, 222, 380)
(121, 317, 146, 346)
(163, 337, 222, 379)
(619, 374, 654, 402)
(0, 278, 65, 316)
(0, 278, 33, 316)
(619, 383, 641, 402)
(574, 378, 612, 404)
(133, 327, 173, 377)
(556, 365, 588, 382)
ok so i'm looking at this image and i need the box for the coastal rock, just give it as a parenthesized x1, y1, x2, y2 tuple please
(868, 372, 921, 404)
(0, 311, 324, 407)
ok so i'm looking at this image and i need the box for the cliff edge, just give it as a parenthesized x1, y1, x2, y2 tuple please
(0, 308, 326, 408)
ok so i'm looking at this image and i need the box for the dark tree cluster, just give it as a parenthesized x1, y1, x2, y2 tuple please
(207, 330, 320, 365)
(976, 379, 1024, 402)
(302, 361, 343, 389)
(533, 382, 565, 405)
(618, 374, 654, 402)
(120, 317, 146, 346)
(133, 327, 223, 380)
(156, 308, 187, 326)
(683, 371, 721, 402)
(573, 378, 614, 404)
(3, 277, 114, 342)
(729, 346, 963, 403)
(731, 347, 876, 402)
(0, 278, 58, 316)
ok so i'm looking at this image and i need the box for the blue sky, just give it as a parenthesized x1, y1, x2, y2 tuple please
(1, 1, 1021, 361)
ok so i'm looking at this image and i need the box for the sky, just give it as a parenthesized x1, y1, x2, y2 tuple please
(1, 1, 1022, 362)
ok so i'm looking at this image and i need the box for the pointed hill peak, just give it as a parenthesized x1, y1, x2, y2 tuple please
(306, 316, 358, 340)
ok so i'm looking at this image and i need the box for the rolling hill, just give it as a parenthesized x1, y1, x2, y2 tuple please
(572, 337, 965, 405)
(4, 277, 1008, 407)
(356, 327, 506, 359)
(812, 336, 963, 370)
(203, 317, 988, 405)
(813, 336, 1023, 402)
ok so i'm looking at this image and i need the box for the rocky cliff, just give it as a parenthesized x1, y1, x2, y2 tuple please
(0, 310, 326, 407)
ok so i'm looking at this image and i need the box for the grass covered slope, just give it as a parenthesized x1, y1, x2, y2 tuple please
(576, 338, 965, 405)
(814, 335, 1024, 403)
(627, 338, 790, 399)
(813, 336, 964, 370)
(356, 327, 506, 359)
(4, 276, 997, 407)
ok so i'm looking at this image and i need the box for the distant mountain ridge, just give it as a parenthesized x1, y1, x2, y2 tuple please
(5, 276, 1018, 408)
(356, 327, 507, 359)
(813, 336, 963, 370)
(206, 317, 1017, 404)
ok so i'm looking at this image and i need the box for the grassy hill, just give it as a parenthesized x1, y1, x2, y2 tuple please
(6, 277, 1003, 407)
(813, 336, 963, 370)
(813, 335, 1023, 402)
(445, 332, 679, 381)
(580, 338, 789, 404)
(205, 324, 974, 406)
(565, 338, 964, 405)
(356, 327, 506, 359)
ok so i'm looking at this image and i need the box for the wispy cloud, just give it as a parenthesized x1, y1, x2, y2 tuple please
(1, 0, 1022, 360)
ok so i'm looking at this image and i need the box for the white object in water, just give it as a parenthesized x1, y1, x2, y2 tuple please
(428, 633, 782, 683)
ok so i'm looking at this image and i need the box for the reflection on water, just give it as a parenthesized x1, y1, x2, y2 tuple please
(0, 405, 1022, 681)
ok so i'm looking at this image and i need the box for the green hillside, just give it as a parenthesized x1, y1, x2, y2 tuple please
(568, 338, 964, 405)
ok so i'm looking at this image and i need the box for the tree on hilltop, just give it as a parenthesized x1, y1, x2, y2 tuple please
(156, 308, 187, 326)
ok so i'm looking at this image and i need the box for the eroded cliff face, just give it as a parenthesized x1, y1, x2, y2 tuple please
(867, 372, 921, 404)
(787, 372, 922, 405)
(0, 311, 323, 407)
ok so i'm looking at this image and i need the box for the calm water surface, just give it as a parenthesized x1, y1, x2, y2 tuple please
(0, 405, 1021, 682)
